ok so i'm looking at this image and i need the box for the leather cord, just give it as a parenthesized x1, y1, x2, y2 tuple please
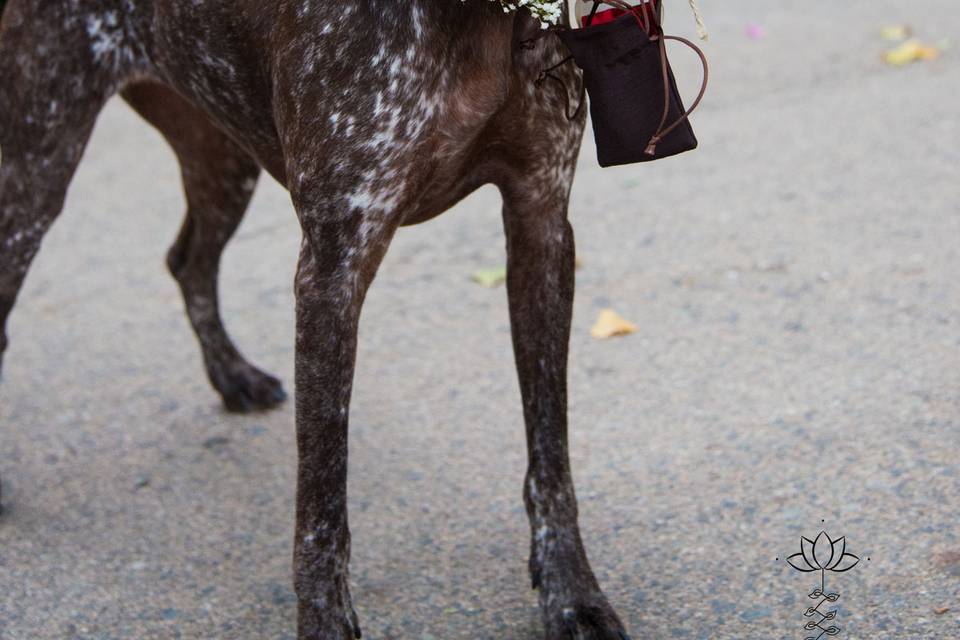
(649, 33, 708, 154)
(535, 55, 588, 121)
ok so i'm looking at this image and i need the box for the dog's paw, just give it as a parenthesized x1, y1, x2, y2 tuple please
(300, 618, 361, 640)
(298, 603, 362, 640)
(538, 583, 629, 640)
(214, 364, 287, 413)
(546, 601, 629, 640)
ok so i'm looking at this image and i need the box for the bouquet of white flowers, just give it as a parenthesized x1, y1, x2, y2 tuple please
(480, 0, 707, 38)
(483, 1, 566, 28)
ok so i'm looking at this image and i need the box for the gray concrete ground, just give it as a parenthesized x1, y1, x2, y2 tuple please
(1, 1, 959, 638)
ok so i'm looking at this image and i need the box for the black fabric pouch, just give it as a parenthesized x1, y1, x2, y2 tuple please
(557, 2, 707, 167)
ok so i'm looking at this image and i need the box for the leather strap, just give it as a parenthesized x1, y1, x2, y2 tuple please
(648, 34, 708, 154)
(536, 55, 588, 121)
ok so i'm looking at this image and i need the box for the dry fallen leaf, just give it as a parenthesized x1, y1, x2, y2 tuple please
(590, 309, 638, 339)
(471, 267, 507, 288)
(933, 606, 950, 615)
(884, 39, 941, 65)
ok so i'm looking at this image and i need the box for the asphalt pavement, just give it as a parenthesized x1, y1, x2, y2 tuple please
(1, 1, 958, 638)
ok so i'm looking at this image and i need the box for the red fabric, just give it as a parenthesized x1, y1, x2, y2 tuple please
(581, 8, 625, 27)
(580, 1, 659, 28)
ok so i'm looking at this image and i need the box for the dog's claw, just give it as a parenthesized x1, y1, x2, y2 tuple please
(350, 606, 362, 639)
(530, 552, 545, 590)
(562, 609, 579, 638)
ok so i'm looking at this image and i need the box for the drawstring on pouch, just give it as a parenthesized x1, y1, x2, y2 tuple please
(519, 19, 586, 123)
(535, 54, 587, 121)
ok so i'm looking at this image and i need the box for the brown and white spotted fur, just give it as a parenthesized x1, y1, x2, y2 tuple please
(0, 1, 631, 638)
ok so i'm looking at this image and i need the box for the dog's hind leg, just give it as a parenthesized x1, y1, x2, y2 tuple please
(121, 81, 286, 412)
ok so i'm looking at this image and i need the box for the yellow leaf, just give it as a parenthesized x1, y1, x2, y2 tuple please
(884, 39, 941, 65)
(471, 267, 507, 288)
(590, 309, 638, 339)
(884, 40, 921, 65)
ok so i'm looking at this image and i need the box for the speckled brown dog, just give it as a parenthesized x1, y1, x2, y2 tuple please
(0, 2, 630, 638)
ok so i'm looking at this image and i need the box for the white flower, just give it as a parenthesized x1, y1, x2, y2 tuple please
(462, 0, 566, 28)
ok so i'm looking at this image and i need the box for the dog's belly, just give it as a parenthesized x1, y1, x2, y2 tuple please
(399, 158, 489, 226)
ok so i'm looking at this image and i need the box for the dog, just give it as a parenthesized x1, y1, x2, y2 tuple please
(0, 2, 631, 638)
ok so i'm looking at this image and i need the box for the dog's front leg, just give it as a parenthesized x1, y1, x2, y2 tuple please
(291, 210, 396, 639)
(502, 182, 630, 640)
